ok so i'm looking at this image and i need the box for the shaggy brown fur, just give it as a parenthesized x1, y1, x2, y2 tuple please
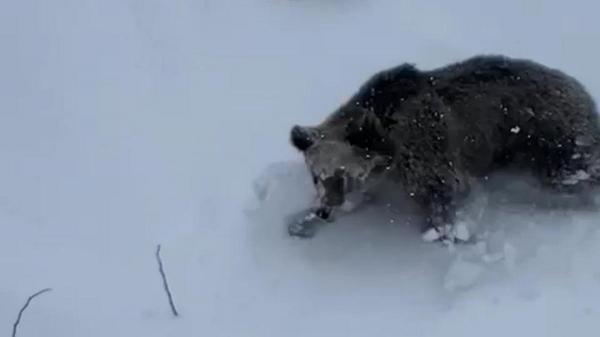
(290, 55, 600, 239)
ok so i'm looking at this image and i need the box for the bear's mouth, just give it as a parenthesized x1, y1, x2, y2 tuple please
(320, 174, 345, 206)
(313, 167, 376, 207)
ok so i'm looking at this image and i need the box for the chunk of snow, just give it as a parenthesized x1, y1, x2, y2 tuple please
(482, 253, 504, 264)
(562, 170, 591, 185)
(510, 126, 520, 134)
(444, 259, 484, 291)
(422, 228, 441, 242)
(303, 212, 318, 222)
(340, 200, 357, 212)
(453, 222, 470, 241)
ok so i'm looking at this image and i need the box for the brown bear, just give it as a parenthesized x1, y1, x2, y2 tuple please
(289, 55, 600, 240)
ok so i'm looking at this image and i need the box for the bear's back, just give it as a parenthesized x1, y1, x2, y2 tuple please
(349, 55, 600, 177)
(431, 56, 597, 129)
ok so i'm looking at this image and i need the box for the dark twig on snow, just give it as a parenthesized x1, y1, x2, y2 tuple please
(11, 288, 52, 337)
(155, 244, 179, 317)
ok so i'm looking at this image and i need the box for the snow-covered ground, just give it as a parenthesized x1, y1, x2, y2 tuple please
(2, 0, 600, 336)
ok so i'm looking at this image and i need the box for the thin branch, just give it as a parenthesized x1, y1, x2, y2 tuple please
(155, 244, 179, 317)
(12, 288, 52, 337)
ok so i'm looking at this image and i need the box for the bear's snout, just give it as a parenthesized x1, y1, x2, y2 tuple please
(291, 125, 315, 151)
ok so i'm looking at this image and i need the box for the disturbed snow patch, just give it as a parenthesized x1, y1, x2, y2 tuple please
(248, 162, 600, 299)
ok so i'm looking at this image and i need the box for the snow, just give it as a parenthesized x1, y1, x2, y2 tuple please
(422, 227, 443, 242)
(444, 258, 484, 291)
(453, 222, 471, 242)
(2, 0, 600, 336)
(562, 170, 591, 185)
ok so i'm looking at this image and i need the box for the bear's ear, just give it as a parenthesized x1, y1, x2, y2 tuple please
(290, 125, 318, 152)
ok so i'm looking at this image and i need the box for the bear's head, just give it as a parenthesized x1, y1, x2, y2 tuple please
(290, 107, 393, 207)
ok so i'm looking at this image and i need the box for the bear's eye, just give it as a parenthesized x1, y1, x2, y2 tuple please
(345, 121, 395, 157)
(345, 119, 380, 149)
(312, 174, 319, 185)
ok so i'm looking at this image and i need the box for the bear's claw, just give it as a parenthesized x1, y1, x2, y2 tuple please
(286, 209, 329, 238)
(288, 221, 319, 238)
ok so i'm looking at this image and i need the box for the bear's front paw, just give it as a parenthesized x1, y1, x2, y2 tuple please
(286, 210, 327, 238)
(288, 220, 319, 238)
